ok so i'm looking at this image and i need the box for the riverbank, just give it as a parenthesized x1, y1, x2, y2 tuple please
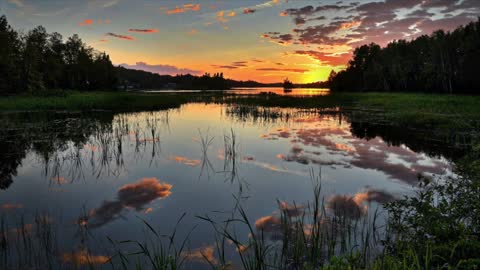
(1, 91, 479, 112)
(1, 91, 478, 133)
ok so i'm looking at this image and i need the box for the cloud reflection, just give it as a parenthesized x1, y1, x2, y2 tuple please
(261, 116, 448, 184)
(62, 249, 110, 266)
(184, 245, 217, 265)
(170, 155, 201, 167)
(328, 189, 395, 219)
(1, 203, 23, 211)
(87, 177, 172, 228)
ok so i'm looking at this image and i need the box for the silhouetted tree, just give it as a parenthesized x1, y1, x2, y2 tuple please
(329, 18, 480, 94)
(0, 15, 21, 94)
(0, 15, 118, 94)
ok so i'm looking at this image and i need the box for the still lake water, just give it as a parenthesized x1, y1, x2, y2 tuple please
(144, 87, 330, 96)
(0, 91, 453, 268)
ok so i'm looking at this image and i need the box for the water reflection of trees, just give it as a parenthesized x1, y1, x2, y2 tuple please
(0, 112, 113, 189)
(0, 111, 170, 190)
(225, 104, 472, 160)
(0, 104, 473, 190)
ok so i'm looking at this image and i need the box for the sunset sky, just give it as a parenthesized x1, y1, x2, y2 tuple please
(2, 0, 479, 83)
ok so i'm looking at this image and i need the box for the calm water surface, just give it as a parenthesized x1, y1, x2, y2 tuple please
(144, 87, 330, 96)
(0, 97, 452, 268)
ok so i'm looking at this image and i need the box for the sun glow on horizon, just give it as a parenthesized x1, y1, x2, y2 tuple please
(4, 0, 478, 84)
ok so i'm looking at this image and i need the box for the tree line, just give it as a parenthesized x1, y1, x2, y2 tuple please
(117, 67, 231, 90)
(329, 18, 480, 94)
(0, 15, 234, 94)
(0, 15, 117, 94)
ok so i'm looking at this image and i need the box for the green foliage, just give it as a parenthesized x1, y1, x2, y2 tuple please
(383, 145, 480, 269)
(329, 19, 480, 94)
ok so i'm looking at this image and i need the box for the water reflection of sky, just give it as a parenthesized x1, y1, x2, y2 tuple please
(145, 87, 330, 96)
(0, 103, 450, 268)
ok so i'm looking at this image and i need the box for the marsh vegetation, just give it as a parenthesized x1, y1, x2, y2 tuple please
(0, 92, 478, 269)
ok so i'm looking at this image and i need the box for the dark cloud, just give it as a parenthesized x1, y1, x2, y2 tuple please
(212, 61, 249, 70)
(128, 28, 159, 33)
(211, 65, 239, 69)
(243, 8, 256, 14)
(267, 0, 480, 65)
(294, 17, 306, 26)
(256, 67, 309, 73)
(262, 32, 294, 44)
(121, 62, 202, 75)
(105, 32, 134, 40)
(231, 61, 248, 67)
(281, 4, 351, 26)
(291, 22, 353, 45)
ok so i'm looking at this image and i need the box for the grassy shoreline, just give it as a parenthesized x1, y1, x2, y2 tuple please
(1, 90, 479, 112)
(1, 91, 479, 134)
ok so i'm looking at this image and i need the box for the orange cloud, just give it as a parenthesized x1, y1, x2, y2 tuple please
(184, 3, 201, 11)
(339, 21, 362, 30)
(79, 19, 93, 26)
(166, 3, 201, 14)
(216, 10, 228, 22)
(167, 7, 185, 14)
(227, 11, 236, 17)
(128, 28, 159, 33)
